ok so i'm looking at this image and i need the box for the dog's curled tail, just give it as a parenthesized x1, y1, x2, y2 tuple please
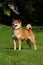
(26, 24, 32, 30)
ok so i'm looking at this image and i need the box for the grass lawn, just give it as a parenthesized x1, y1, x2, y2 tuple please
(0, 25, 43, 65)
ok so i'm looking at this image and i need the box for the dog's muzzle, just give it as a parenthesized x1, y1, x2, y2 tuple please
(12, 24, 18, 29)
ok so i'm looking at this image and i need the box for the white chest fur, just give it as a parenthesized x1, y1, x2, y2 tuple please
(14, 30, 21, 38)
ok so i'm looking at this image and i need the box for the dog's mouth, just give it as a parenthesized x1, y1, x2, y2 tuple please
(14, 25, 18, 27)
(12, 24, 18, 28)
(12, 24, 21, 29)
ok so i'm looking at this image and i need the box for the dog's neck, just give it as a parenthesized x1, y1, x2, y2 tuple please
(13, 27, 22, 30)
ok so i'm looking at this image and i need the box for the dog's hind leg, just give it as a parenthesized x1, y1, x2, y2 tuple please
(13, 40, 16, 50)
(28, 36, 37, 50)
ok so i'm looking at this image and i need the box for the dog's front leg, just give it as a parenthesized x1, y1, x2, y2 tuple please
(13, 40, 16, 50)
(18, 39, 21, 50)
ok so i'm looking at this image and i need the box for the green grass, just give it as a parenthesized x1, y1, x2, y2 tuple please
(0, 25, 43, 65)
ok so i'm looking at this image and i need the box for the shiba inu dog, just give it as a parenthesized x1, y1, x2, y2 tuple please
(12, 19, 37, 50)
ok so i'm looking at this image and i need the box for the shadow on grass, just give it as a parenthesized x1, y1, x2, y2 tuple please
(4, 47, 32, 50)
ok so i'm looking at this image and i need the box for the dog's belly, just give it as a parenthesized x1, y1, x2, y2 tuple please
(21, 30, 29, 40)
(13, 29, 29, 40)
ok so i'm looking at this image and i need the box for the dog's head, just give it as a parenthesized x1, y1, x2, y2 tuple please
(12, 19, 22, 29)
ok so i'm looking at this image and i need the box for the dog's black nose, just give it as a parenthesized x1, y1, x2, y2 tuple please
(12, 24, 14, 26)
(12, 24, 14, 28)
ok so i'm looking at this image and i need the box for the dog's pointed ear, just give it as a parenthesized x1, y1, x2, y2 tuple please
(18, 20, 22, 25)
